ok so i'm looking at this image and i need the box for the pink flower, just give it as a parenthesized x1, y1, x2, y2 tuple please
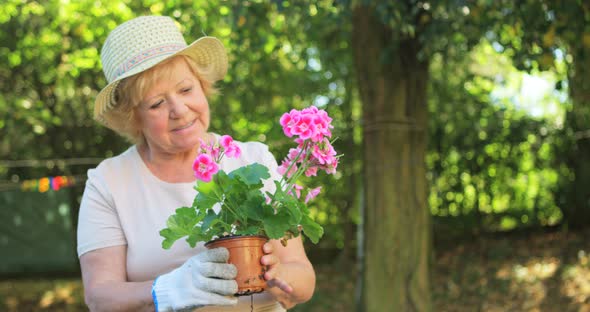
(199, 138, 221, 160)
(288, 148, 304, 163)
(322, 157, 339, 175)
(280, 109, 301, 137)
(294, 138, 305, 147)
(192, 154, 219, 182)
(278, 159, 298, 178)
(301, 106, 318, 114)
(199, 138, 211, 154)
(291, 114, 316, 140)
(211, 146, 221, 159)
(219, 135, 233, 149)
(311, 110, 333, 142)
(288, 184, 304, 198)
(281, 106, 334, 143)
(219, 135, 241, 158)
(304, 166, 318, 177)
(305, 186, 321, 203)
(311, 139, 337, 165)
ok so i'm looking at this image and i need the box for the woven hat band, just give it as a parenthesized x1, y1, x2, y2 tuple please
(100, 16, 186, 83)
(110, 43, 186, 82)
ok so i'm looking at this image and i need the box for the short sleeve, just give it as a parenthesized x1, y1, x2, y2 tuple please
(76, 167, 127, 257)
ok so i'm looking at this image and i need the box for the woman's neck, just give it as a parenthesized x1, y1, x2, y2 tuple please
(138, 134, 215, 183)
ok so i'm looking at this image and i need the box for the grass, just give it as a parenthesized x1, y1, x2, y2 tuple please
(1, 229, 589, 311)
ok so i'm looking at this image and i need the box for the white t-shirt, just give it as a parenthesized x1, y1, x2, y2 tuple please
(77, 139, 285, 311)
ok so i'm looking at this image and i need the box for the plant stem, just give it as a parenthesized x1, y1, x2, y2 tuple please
(279, 140, 309, 187)
(284, 145, 313, 196)
(212, 174, 245, 226)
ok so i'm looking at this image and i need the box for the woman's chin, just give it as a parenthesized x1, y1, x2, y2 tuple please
(172, 136, 202, 153)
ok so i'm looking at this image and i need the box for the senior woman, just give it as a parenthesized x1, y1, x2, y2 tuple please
(77, 15, 315, 311)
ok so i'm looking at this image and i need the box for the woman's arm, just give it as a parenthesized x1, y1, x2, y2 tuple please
(80, 245, 155, 312)
(261, 236, 316, 309)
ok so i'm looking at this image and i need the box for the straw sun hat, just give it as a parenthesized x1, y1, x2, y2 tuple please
(94, 15, 228, 124)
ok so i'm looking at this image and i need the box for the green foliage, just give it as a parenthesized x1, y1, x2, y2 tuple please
(428, 38, 564, 230)
(476, 1, 590, 228)
(159, 163, 324, 248)
(0, 0, 133, 181)
(3, 0, 587, 258)
(0, 0, 355, 247)
(480, 1, 589, 73)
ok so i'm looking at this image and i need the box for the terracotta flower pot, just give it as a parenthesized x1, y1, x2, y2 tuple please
(205, 235, 268, 296)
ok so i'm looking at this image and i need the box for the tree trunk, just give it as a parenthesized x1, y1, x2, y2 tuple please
(352, 5, 432, 312)
(561, 44, 590, 229)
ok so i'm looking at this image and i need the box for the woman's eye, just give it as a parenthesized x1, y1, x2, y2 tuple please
(181, 87, 192, 93)
(150, 100, 164, 109)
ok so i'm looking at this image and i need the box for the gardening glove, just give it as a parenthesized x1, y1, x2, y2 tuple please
(152, 247, 238, 311)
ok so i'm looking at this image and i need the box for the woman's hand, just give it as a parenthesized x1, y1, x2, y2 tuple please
(261, 242, 294, 294)
(260, 238, 316, 309)
(152, 247, 238, 311)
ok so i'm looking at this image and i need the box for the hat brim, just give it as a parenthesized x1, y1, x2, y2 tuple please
(94, 36, 227, 124)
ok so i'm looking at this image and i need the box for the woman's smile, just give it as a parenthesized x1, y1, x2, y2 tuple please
(172, 119, 196, 132)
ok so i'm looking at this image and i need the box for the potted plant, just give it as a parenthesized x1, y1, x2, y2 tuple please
(159, 106, 339, 295)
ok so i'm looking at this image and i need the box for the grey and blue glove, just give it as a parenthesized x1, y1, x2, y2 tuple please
(152, 247, 238, 311)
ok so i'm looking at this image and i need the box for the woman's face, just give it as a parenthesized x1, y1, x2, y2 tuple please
(136, 57, 210, 155)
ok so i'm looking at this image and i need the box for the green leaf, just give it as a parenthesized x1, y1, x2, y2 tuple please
(236, 225, 262, 236)
(271, 181, 303, 224)
(194, 177, 223, 210)
(284, 197, 303, 224)
(263, 212, 291, 239)
(201, 209, 219, 230)
(242, 190, 270, 221)
(300, 214, 324, 244)
(219, 207, 239, 227)
(228, 163, 270, 186)
(165, 207, 199, 233)
(187, 227, 211, 247)
(160, 228, 186, 250)
(159, 207, 202, 249)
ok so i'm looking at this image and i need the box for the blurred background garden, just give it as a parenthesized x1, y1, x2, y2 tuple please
(1, 0, 590, 311)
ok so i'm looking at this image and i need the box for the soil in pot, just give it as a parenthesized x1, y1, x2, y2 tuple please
(205, 235, 268, 296)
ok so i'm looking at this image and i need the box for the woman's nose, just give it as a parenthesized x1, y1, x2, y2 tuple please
(169, 96, 188, 118)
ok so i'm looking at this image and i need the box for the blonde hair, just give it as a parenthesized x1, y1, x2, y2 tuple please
(101, 55, 219, 144)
